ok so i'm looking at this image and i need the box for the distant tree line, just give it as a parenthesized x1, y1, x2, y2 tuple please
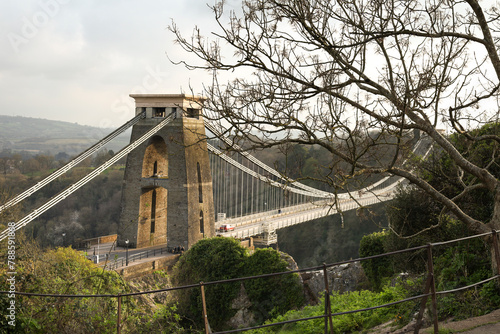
(0, 149, 123, 247)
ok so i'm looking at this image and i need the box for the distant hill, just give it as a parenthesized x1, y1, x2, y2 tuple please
(0, 115, 130, 156)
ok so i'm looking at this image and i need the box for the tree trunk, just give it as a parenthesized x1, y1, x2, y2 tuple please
(487, 187, 500, 277)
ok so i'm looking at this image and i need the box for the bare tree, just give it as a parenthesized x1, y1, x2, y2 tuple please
(170, 1, 500, 250)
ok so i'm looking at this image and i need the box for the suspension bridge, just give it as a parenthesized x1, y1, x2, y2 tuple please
(0, 94, 432, 248)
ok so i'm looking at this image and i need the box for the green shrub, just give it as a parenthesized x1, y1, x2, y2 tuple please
(433, 239, 500, 320)
(248, 280, 416, 334)
(171, 237, 247, 331)
(0, 244, 134, 333)
(171, 238, 304, 331)
(132, 302, 192, 334)
(243, 249, 304, 323)
(359, 230, 394, 290)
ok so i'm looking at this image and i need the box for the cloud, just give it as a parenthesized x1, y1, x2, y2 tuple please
(0, 0, 220, 127)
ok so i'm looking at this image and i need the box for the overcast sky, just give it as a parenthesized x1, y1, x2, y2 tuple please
(0, 0, 237, 128)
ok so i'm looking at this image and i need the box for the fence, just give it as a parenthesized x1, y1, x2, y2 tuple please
(102, 246, 170, 270)
(3, 230, 500, 334)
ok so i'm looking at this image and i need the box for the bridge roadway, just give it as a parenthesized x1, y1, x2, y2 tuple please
(216, 188, 395, 244)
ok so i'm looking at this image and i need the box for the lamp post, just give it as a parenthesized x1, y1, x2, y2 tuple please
(125, 239, 129, 266)
(62, 233, 66, 247)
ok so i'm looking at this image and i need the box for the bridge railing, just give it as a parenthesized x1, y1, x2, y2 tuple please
(3, 230, 500, 333)
(219, 194, 394, 240)
(100, 246, 170, 270)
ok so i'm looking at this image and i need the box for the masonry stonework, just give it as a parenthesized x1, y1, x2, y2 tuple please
(118, 94, 215, 249)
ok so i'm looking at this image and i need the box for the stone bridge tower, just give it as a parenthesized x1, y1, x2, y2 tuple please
(118, 94, 215, 249)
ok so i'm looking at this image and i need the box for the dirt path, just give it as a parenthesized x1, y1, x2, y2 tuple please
(422, 308, 500, 333)
(370, 308, 500, 333)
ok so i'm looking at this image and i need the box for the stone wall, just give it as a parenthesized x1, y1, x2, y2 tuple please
(117, 254, 180, 279)
(239, 238, 254, 250)
(83, 234, 117, 246)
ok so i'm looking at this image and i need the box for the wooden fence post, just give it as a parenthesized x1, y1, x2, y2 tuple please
(323, 264, 334, 334)
(413, 244, 439, 333)
(427, 244, 439, 333)
(200, 282, 210, 334)
(491, 230, 500, 280)
(413, 272, 433, 334)
(117, 294, 122, 334)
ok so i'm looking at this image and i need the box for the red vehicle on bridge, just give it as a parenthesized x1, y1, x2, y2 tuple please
(219, 224, 235, 232)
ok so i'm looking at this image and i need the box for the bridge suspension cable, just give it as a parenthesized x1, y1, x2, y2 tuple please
(0, 112, 175, 241)
(207, 143, 323, 198)
(359, 135, 433, 195)
(206, 122, 434, 203)
(205, 122, 334, 199)
(0, 111, 145, 214)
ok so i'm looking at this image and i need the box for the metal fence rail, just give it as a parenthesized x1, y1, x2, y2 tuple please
(101, 246, 171, 270)
(2, 230, 500, 334)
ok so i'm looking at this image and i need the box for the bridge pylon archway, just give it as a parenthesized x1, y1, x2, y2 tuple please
(118, 94, 215, 249)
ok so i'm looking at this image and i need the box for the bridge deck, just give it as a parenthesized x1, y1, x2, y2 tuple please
(216, 189, 394, 244)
